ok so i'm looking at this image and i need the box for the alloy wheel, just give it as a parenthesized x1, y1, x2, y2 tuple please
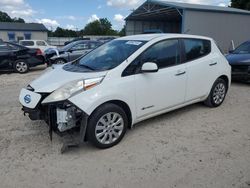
(95, 112, 124, 145)
(212, 83, 226, 105)
(16, 61, 28, 73)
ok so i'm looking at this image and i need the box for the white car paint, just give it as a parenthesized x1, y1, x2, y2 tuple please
(30, 65, 108, 93)
(19, 40, 56, 52)
(19, 88, 41, 109)
(19, 33, 231, 129)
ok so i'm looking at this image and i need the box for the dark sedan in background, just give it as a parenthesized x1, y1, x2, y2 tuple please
(0, 42, 45, 73)
(226, 40, 250, 82)
(45, 40, 103, 64)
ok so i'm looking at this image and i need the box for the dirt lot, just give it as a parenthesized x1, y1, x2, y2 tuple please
(0, 66, 250, 188)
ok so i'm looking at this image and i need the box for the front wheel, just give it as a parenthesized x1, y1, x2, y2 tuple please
(87, 103, 128, 149)
(204, 78, 228, 107)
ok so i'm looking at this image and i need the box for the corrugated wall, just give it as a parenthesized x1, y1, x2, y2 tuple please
(183, 10, 250, 52)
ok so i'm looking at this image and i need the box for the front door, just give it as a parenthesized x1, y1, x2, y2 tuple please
(134, 39, 187, 118)
(0, 44, 11, 69)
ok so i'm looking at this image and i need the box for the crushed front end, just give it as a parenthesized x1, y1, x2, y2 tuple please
(20, 86, 89, 152)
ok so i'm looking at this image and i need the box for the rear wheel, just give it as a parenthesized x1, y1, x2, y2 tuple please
(14, 60, 29, 73)
(87, 103, 128, 149)
(204, 78, 228, 107)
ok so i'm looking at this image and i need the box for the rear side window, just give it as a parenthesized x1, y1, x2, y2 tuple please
(71, 43, 89, 51)
(183, 39, 211, 62)
(141, 39, 180, 69)
(20, 41, 34, 46)
(36, 41, 46, 46)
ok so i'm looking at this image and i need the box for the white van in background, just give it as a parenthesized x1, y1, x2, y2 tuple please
(19, 40, 56, 53)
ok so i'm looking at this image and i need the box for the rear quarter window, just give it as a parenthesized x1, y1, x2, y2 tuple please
(20, 41, 34, 46)
(36, 41, 47, 46)
(183, 39, 211, 62)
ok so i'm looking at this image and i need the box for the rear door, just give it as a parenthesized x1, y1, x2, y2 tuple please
(182, 38, 216, 102)
(133, 39, 187, 118)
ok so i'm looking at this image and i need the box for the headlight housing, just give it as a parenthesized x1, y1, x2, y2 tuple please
(42, 77, 104, 104)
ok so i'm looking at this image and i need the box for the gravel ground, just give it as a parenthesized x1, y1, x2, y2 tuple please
(0, 66, 250, 188)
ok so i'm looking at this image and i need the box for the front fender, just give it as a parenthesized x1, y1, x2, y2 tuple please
(68, 77, 136, 124)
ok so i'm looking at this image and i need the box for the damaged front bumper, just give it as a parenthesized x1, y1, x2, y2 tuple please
(21, 96, 89, 152)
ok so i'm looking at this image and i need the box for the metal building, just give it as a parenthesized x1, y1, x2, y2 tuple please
(125, 0, 250, 52)
(0, 22, 48, 42)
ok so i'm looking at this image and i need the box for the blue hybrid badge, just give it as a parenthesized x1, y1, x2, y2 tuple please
(24, 94, 31, 104)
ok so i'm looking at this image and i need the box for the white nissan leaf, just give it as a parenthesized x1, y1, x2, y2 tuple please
(19, 34, 231, 149)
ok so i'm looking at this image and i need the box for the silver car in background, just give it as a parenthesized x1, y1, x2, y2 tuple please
(45, 40, 103, 64)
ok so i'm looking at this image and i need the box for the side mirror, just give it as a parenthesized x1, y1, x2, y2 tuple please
(141, 62, 158, 73)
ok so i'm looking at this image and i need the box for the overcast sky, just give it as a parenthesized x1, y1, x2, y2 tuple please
(0, 0, 231, 30)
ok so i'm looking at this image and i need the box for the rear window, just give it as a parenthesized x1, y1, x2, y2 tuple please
(20, 41, 34, 46)
(183, 39, 211, 62)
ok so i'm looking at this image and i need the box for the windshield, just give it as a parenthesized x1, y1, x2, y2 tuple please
(233, 42, 250, 54)
(76, 40, 145, 71)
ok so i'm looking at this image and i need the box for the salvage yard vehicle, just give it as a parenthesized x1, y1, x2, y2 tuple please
(19, 34, 231, 150)
(226, 40, 250, 82)
(0, 42, 45, 73)
(45, 40, 103, 65)
(19, 40, 56, 53)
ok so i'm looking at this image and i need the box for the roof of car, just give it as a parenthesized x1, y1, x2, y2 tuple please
(116, 34, 212, 41)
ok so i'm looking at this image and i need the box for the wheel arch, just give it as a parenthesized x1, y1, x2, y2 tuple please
(218, 75, 230, 89)
(89, 100, 133, 128)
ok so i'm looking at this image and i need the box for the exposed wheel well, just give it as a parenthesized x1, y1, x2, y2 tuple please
(92, 100, 132, 128)
(218, 75, 229, 89)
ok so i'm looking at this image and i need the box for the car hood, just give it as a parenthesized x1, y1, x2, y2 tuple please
(30, 64, 108, 93)
(226, 54, 250, 66)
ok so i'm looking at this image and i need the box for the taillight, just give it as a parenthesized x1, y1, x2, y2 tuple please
(36, 49, 43, 56)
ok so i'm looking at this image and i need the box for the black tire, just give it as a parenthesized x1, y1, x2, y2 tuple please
(54, 58, 66, 64)
(87, 103, 128, 149)
(204, 78, 228, 107)
(14, 59, 29, 73)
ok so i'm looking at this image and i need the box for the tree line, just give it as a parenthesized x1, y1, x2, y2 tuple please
(49, 18, 125, 37)
(0, 11, 25, 23)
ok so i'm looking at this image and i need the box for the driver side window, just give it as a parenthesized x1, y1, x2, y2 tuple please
(141, 39, 180, 69)
(122, 39, 180, 77)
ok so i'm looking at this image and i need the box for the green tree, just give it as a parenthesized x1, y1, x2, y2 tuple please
(231, 0, 250, 10)
(51, 27, 78, 37)
(0, 11, 26, 23)
(83, 18, 118, 35)
(119, 25, 126, 36)
(83, 20, 102, 35)
(0, 11, 13, 22)
(13, 17, 25, 23)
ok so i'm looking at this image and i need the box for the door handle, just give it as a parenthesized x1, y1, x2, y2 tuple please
(175, 71, 186, 76)
(209, 62, 217, 66)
